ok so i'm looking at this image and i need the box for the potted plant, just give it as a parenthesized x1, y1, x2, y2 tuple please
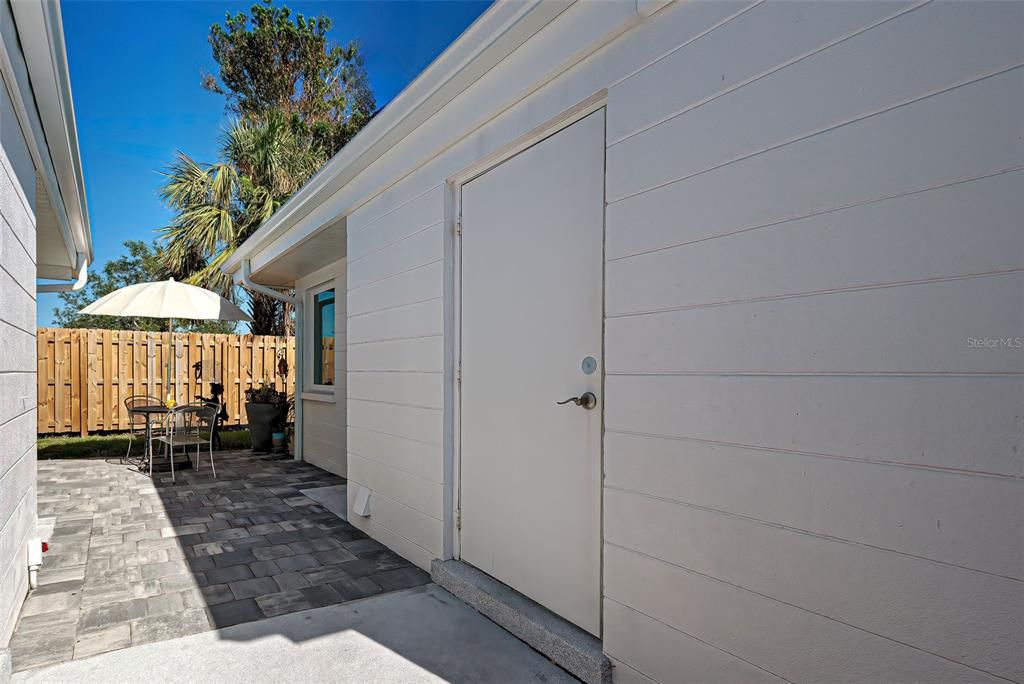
(244, 379, 288, 452)
(285, 425, 296, 455)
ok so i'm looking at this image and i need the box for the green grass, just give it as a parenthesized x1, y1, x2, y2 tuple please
(37, 429, 252, 460)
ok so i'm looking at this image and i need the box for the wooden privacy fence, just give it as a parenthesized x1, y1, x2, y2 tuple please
(37, 328, 295, 436)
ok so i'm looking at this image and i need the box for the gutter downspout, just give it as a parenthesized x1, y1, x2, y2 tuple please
(240, 260, 303, 462)
(37, 252, 88, 292)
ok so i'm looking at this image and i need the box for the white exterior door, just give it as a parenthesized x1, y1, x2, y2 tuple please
(459, 111, 605, 636)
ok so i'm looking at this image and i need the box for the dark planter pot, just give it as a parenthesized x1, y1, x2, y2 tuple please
(245, 402, 287, 451)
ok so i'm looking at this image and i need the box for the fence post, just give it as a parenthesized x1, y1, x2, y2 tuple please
(36, 329, 49, 434)
(70, 329, 82, 437)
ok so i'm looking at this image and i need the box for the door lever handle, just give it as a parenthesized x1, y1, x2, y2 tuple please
(556, 392, 597, 410)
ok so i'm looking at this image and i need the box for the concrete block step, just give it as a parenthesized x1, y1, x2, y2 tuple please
(431, 559, 611, 684)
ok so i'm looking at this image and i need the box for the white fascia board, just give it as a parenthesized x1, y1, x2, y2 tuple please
(9, 0, 93, 265)
(224, 0, 574, 280)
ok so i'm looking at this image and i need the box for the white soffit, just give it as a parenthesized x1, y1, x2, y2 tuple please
(249, 216, 346, 287)
(6, 0, 92, 277)
(35, 178, 73, 278)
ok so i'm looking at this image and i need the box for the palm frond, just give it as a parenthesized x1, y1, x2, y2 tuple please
(158, 152, 213, 209)
(183, 250, 236, 296)
(159, 115, 330, 333)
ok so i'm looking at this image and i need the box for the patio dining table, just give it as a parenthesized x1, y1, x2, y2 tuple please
(127, 403, 192, 473)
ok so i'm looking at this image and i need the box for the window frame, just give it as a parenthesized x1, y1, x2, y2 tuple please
(305, 279, 337, 396)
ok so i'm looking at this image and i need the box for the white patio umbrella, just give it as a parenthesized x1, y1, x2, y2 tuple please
(80, 278, 252, 403)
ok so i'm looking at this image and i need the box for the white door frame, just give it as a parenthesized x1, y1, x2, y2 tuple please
(442, 90, 607, 565)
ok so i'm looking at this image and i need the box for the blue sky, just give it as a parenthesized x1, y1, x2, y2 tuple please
(41, 0, 491, 326)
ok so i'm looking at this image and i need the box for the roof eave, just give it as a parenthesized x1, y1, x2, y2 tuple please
(223, 0, 573, 278)
(10, 0, 93, 265)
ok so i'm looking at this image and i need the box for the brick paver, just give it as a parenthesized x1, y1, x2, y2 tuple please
(9, 451, 429, 672)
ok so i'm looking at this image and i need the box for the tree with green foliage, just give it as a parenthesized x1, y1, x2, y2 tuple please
(52, 240, 237, 333)
(158, 113, 327, 334)
(159, 0, 374, 333)
(201, 0, 375, 155)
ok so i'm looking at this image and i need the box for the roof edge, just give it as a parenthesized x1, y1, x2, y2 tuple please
(10, 0, 92, 263)
(223, 0, 572, 275)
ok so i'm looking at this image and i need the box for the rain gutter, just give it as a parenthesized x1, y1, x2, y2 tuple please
(36, 252, 88, 293)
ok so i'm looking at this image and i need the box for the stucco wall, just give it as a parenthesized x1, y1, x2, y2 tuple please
(0, 72, 38, 646)
(303, 1, 1024, 681)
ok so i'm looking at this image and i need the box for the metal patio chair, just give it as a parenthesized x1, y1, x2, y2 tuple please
(123, 395, 164, 465)
(151, 401, 220, 483)
(193, 382, 228, 450)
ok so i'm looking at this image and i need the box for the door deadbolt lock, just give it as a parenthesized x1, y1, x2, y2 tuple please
(556, 392, 597, 410)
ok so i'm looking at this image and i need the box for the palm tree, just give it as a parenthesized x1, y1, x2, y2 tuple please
(158, 113, 330, 334)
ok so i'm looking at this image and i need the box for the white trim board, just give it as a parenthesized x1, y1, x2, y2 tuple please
(446, 96, 609, 563)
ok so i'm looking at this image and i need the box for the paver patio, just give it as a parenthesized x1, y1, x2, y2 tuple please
(9, 451, 429, 672)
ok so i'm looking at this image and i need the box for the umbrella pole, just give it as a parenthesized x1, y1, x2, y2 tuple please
(166, 317, 174, 405)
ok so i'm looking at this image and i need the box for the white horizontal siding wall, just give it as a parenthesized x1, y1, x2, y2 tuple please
(336, 0, 651, 571)
(0, 69, 38, 646)
(297, 260, 347, 477)
(345, 184, 445, 569)
(602, 1, 1023, 683)
(305, 0, 1024, 680)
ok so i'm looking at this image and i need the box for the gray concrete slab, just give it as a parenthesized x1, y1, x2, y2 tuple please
(300, 485, 348, 521)
(12, 585, 577, 684)
(1, 647, 11, 684)
(433, 559, 610, 684)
